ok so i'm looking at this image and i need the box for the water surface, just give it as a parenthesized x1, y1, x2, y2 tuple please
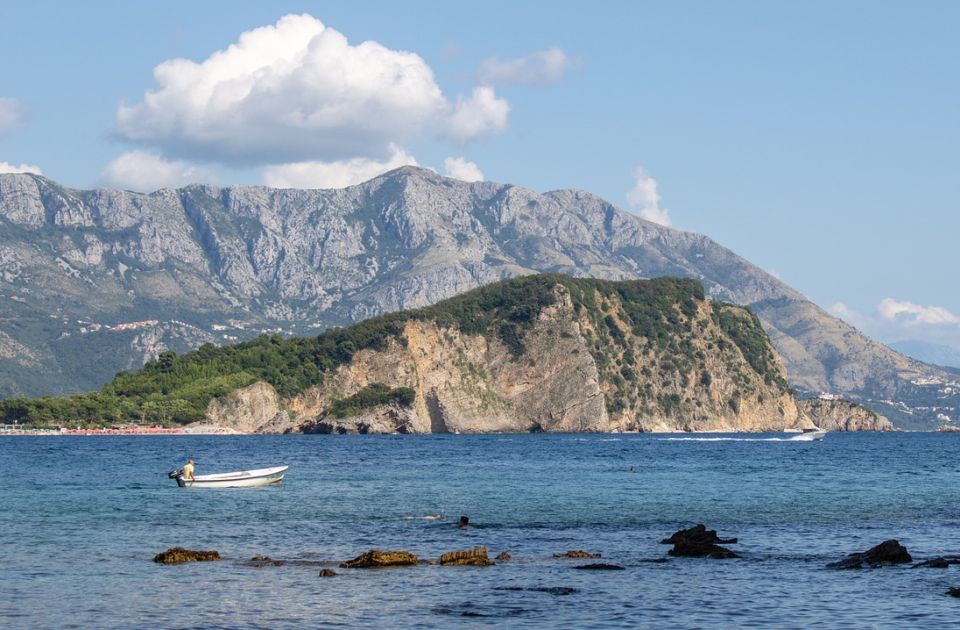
(1, 433, 958, 628)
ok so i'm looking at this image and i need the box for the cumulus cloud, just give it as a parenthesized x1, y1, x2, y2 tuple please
(100, 151, 217, 192)
(0, 97, 27, 136)
(829, 302, 868, 328)
(878, 298, 960, 326)
(442, 157, 484, 182)
(262, 144, 417, 189)
(442, 86, 509, 143)
(115, 14, 449, 165)
(626, 166, 671, 226)
(478, 47, 572, 86)
(0, 161, 42, 175)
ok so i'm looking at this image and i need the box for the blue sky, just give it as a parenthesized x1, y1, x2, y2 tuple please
(1, 1, 958, 348)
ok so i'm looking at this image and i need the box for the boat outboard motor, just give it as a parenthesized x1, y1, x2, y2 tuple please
(168, 468, 183, 479)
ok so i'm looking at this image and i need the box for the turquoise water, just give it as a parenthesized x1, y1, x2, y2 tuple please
(1, 433, 959, 628)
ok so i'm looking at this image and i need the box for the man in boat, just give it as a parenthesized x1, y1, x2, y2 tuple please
(182, 459, 195, 480)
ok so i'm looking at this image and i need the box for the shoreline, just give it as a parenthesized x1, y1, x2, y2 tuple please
(0, 425, 245, 436)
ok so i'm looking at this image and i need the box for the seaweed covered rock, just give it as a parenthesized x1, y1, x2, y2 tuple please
(153, 547, 221, 564)
(340, 549, 419, 568)
(828, 540, 912, 569)
(440, 547, 493, 566)
(554, 550, 602, 559)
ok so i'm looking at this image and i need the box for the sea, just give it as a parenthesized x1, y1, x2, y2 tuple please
(1, 432, 958, 629)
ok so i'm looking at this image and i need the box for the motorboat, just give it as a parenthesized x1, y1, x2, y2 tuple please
(169, 465, 288, 488)
(789, 430, 826, 441)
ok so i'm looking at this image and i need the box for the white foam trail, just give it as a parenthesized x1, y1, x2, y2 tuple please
(659, 436, 818, 443)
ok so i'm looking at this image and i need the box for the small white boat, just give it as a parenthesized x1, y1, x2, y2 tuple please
(170, 465, 288, 488)
(789, 430, 826, 442)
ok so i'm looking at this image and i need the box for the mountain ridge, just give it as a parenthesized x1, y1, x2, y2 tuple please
(0, 167, 956, 427)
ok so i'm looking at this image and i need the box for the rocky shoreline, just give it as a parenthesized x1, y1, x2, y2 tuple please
(154, 524, 960, 598)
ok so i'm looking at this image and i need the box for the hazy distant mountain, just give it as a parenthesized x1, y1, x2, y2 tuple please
(0, 167, 956, 427)
(889, 340, 960, 369)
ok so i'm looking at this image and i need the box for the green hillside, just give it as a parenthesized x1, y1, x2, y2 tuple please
(0, 274, 776, 427)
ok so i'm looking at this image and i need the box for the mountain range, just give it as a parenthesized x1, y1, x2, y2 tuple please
(0, 166, 956, 428)
(889, 340, 960, 370)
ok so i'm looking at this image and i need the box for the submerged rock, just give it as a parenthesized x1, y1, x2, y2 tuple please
(668, 542, 738, 559)
(495, 551, 512, 561)
(828, 540, 912, 569)
(554, 550, 601, 559)
(340, 549, 419, 568)
(440, 547, 493, 566)
(246, 555, 284, 567)
(573, 563, 624, 571)
(660, 524, 737, 545)
(913, 556, 960, 569)
(319, 569, 338, 577)
(153, 547, 221, 564)
(495, 586, 579, 596)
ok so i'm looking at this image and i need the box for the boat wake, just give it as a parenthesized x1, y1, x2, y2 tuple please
(660, 434, 824, 443)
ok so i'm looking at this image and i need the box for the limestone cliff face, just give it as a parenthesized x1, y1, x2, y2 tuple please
(204, 283, 807, 434)
(796, 398, 894, 432)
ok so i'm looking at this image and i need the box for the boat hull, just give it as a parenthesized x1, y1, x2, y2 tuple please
(175, 466, 288, 488)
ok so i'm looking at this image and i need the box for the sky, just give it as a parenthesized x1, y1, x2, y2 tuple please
(1, 0, 958, 349)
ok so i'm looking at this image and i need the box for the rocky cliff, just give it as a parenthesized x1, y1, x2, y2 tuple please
(202, 277, 809, 434)
(797, 398, 894, 432)
(0, 167, 955, 427)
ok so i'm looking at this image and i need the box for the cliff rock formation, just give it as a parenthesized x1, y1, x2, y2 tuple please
(201, 277, 809, 434)
(797, 398, 894, 432)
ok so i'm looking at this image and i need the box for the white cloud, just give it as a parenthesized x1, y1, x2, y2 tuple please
(100, 151, 217, 192)
(0, 97, 27, 136)
(0, 161, 42, 175)
(478, 47, 572, 86)
(626, 166, 671, 226)
(442, 157, 484, 182)
(829, 302, 868, 328)
(878, 298, 960, 326)
(262, 144, 417, 189)
(442, 86, 509, 143)
(115, 14, 449, 165)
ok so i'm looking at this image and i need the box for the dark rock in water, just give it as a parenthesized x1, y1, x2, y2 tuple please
(668, 541, 738, 559)
(440, 547, 493, 566)
(153, 547, 221, 564)
(948, 587, 960, 598)
(318, 568, 338, 577)
(828, 540, 912, 569)
(554, 550, 601, 559)
(573, 563, 624, 571)
(660, 524, 737, 545)
(495, 586, 579, 596)
(340, 549, 419, 568)
(661, 524, 739, 559)
(495, 551, 512, 561)
(913, 556, 960, 569)
(247, 555, 284, 567)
